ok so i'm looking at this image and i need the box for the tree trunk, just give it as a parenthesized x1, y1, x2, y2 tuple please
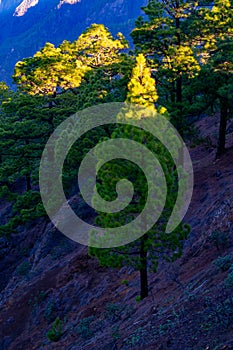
(175, 13, 183, 134)
(139, 234, 148, 299)
(25, 139, 31, 191)
(26, 173, 31, 191)
(176, 76, 182, 105)
(216, 98, 228, 158)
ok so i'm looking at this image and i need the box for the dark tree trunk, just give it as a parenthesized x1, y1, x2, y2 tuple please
(26, 173, 31, 191)
(25, 139, 31, 191)
(175, 12, 183, 134)
(176, 76, 182, 105)
(171, 81, 176, 103)
(139, 234, 148, 300)
(216, 98, 228, 158)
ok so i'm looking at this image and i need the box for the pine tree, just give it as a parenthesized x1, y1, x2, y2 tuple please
(66, 24, 128, 68)
(1, 25, 130, 236)
(89, 55, 189, 299)
(13, 24, 128, 96)
(0, 88, 82, 235)
(187, 0, 233, 157)
(131, 0, 200, 132)
(126, 53, 158, 109)
(13, 42, 90, 95)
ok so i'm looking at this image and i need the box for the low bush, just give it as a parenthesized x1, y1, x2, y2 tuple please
(47, 317, 63, 342)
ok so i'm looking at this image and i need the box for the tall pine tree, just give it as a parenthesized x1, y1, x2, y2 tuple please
(90, 54, 189, 299)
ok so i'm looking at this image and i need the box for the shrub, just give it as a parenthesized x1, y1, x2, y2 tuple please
(76, 316, 94, 339)
(225, 267, 233, 288)
(121, 279, 129, 286)
(210, 231, 228, 251)
(105, 303, 122, 321)
(44, 300, 56, 321)
(213, 254, 233, 271)
(111, 325, 120, 341)
(47, 317, 62, 342)
(17, 261, 31, 276)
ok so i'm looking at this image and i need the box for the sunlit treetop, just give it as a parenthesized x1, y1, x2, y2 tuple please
(13, 24, 128, 95)
(65, 24, 129, 67)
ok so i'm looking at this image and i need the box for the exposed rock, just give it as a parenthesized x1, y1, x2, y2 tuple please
(14, 0, 39, 16)
(57, 0, 80, 10)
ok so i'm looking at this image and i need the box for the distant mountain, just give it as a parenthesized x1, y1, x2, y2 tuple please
(0, 0, 147, 86)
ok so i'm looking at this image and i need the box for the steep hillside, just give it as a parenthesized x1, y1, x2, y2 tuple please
(0, 0, 147, 85)
(0, 0, 21, 13)
(0, 114, 232, 350)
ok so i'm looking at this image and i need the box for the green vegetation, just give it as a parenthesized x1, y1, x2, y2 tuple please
(76, 316, 95, 339)
(213, 253, 233, 289)
(105, 302, 123, 321)
(0, 1, 233, 302)
(16, 261, 31, 276)
(0, 24, 129, 235)
(225, 266, 233, 288)
(89, 53, 190, 299)
(44, 299, 56, 322)
(121, 279, 129, 286)
(213, 254, 233, 272)
(210, 230, 228, 251)
(47, 317, 63, 342)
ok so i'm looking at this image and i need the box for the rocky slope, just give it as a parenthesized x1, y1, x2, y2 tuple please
(13, 0, 81, 16)
(0, 0, 147, 86)
(0, 114, 232, 350)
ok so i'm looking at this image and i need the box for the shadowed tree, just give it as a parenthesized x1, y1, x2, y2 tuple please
(186, 0, 233, 157)
(131, 0, 201, 132)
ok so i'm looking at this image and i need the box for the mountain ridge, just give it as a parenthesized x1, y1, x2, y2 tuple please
(0, 0, 147, 86)
(0, 0, 80, 14)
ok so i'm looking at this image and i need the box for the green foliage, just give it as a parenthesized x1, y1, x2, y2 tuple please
(13, 42, 90, 95)
(44, 300, 56, 322)
(76, 316, 94, 339)
(65, 23, 128, 68)
(17, 261, 31, 276)
(13, 24, 128, 96)
(153, 319, 176, 337)
(111, 325, 121, 341)
(131, 0, 233, 148)
(105, 302, 123, 321)
(210, 231, 228, 251)
(203, 296, 233, 330)
(89, 54, 189, 299)
(131, 0, 201, 130)
(126, 53, 158, 109)
(225, 266, 233, 289)
(0, 93, 55, 235)
(28, 290, 47, 308)
(0, 25, 132, 240)
(126, 326, 147, 347)
(121, 279, 129, 286)
(187, 1, 233, 155)
(213, 254, 233, 272)
(47, 317, 63, 342)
